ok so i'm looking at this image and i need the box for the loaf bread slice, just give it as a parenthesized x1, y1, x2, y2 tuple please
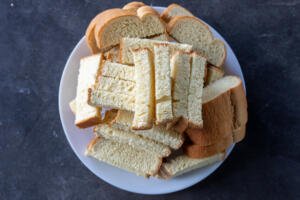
(69, 99, 76, 114)
(167, 16, 226, 67)
(113, 110, 184, 149)
(75, 54, 102, 128)
(132, 48, 155, 130)
(187, 53, 206, 128)
(120, 37, 192, 65)
(185, 76, 247, 146)
(158, 153, 224, 179)
(86, 137, 162, 177)
(161, 3, 193, 22)
(94, 124, 171, 157)
(93, 7, 165, 52)
(205, 64, 225, 85)
(170, 51, 191, 127)
(184, 134, 233, 158)
(88, 79, 135, 112)
(101, 61, 135, 81)
(153, 44, 173, 124)
(122, 1, 145, 11)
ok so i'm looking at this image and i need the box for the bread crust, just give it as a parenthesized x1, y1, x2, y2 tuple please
(233, 125, 246, 143)
(184, 134, 233, 158)
(161, 3, 193, 22)
(75, 115, 102, 129)
(123, 1, 145, 11)
(186, 77, 247, 145)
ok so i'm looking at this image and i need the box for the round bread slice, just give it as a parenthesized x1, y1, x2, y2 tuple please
(167, 16, 226, 67)
(123, 1, 146, 11)
(161, 3, 193, 22)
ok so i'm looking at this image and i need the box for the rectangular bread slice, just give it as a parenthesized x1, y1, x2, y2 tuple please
(120, 37, 192, 65)
(187, 53, 206, 128)
(75, 54, 102, 128)
(112, 110, 184, 149)
(88, 76, 135, 111)
(86, 137, 162, 177)
(148, 33, 170, 41)
(158, 153, 224, 179)
(170, 51, 191, 124)
(94, 125, 171, 157)
(131, 48, 155, 130)
(153, 44, 173, 124)
(101, 61, 135, 81)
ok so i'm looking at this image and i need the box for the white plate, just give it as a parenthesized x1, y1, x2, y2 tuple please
(59, 6, 245, 195)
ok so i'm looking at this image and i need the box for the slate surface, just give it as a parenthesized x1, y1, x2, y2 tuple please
(0, 0, 299, 199)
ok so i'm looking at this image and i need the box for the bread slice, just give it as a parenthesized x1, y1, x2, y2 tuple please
(120, 37, 192, 65)
(103, 46, 120, 62)
(88, 81, 135, 112)
(101, 61, 135, 81)
(185, 76, 247, 146)
(161, 3, 193, 22)
(131, 48, 155, 130)
(184, 135, 233, 158)
(122, 1, 145, 11)
(153, 44, 173, 124)
(170, 51, 191, 127)
(167, 16, 226, 67)
(187, 53, 206, 128)
(92, 7, 165, 51)
(158, 153, 224, 179)
(205, 64, 224, 85)
(86, 137, 162, 177)
(75, 54, 102, 128)
(69, 99, 76, 114)
(113, 110, 184, 149)
(94, 125, 171, 157)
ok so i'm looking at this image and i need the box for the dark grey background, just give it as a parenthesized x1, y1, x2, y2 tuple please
(1, 0, 299, 199)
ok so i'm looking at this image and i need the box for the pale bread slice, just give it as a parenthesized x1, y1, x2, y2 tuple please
(169, 51, 191, 128)
(158, 153, 224, 179)
(167, 16, 226, 67)
(101, 61, 134, 81)
(112, 110, 184, 149)
(153, 44, 173, 124)
(91, 7, 165, 52)
(75, 54, 102, 128)
(185, 76, 247, 146)
(131, 48, 155, 130)
(94, 125, 171, 157)
(148, 33, 170, 41)
(187, 53, 206, 128)
(86, 137, 162, 177)
(161, 3, 193, 22)
(120, 37, 192, 65)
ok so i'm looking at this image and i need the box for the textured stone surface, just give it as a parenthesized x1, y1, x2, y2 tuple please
(0, 0, 299, 199)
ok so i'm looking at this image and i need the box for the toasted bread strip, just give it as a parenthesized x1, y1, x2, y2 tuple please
(94, 125, 171, 157)
(158, 153, 224, 179)
(131, 48, 155, 130)
(75, 54, 102, 128)
(153, 44, 173, 124)
(187, 53, 206, 128)
(86, 137, 162, 177)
